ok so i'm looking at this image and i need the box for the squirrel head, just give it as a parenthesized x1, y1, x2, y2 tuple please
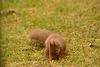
(49, 39, 61, 59)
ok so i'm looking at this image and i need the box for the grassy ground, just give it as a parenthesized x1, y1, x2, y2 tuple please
(1, 0, 100, 67)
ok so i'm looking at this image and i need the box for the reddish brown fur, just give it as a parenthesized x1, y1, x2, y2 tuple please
(28, 29, 52, 43)
(45, 34, 69, 61)
(28, 30, 69, 61)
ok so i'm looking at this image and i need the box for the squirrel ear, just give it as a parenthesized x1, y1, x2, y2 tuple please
(50, 42, 56, 48)
(53, 42, 56, 47)
(50, 43, 52, 48)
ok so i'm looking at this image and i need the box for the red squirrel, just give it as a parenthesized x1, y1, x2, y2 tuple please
(28, 29, 69, 61)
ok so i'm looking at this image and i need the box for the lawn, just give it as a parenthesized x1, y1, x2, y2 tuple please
(1, 0, 100, 67)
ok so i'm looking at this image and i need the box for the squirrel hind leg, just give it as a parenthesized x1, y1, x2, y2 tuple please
(64, 53, 70, 55)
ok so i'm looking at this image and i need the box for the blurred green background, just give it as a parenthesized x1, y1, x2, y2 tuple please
(1, 0, 100, 67)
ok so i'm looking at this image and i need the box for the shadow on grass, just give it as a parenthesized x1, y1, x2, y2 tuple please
(23, 41, 45, 51)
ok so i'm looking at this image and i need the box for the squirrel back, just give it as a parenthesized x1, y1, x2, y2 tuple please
(28, 29, 52, 43)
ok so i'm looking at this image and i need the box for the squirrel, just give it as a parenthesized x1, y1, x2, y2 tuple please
(45, 34, 69, 61)
(28, 29, 69, 61)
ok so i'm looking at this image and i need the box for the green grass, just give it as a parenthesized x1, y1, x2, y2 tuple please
(1, 0, 100, 67)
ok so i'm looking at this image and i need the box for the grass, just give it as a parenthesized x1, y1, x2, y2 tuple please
(1, 0, 100, 67)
